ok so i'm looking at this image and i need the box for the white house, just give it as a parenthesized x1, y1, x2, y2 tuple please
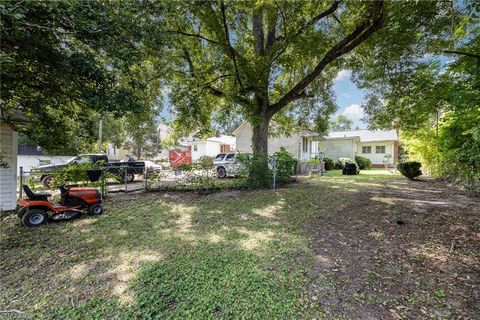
(233, 122, 323, 161)
(319, 129, 399, 167)
(233, 122, 399, 168)
(17, 145, 73, 175)
(0, 121, 18, 212)
(185, 135, 236, 162)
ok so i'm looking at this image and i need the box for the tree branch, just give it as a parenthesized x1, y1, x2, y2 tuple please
(265, 11, 278, 54)
(277, 0, 341, 43)
(443, 50, 480, 60)
(253, 8, 265, 55)
(166, 30, 223, 46)
(269, 1, 384, 115)
(220, 0, 244, 89)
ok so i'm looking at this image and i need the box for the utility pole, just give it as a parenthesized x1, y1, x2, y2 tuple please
(98, 117, 103, 153)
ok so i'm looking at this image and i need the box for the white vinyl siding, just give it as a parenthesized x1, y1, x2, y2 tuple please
(234, 122, 300, 159)
(319, 139, 356, 161)
(0, 122, 18, 211)
(357, 142, 395, 165)
(362, 146, 372, 154)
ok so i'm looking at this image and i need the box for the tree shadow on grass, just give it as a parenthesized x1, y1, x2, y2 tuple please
(305, 176, 480, 319)
(0, 188, 321, 319)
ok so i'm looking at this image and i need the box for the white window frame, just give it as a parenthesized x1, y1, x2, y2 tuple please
(376, 145, 386, 154)
(193, 144, 198, 152)
(362, 146, 371, 154)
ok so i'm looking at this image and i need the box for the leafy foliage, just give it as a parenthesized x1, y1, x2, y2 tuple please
(323, 157, 335, 171)
(336, 157, 357, 169)
(397, 161, 422, 180)
(357, 2, 479, 188)
(236, 153, 273, 189)
(0, 1, 158, 153)
(237, 147, 296, 188)
(329, 115, 353, 131)
(355, 156, 372, 170)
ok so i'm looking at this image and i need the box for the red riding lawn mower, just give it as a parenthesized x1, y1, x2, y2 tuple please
(18, 185, 103, 227)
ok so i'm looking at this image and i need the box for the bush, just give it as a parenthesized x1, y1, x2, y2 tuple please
(335, 157, 357, 169)
(236, 147, 296, 188)
(355, 156, 372, 170)
(236, 153, 272, 188)
(177, 163, 193, 172)
(195, 156, 214, 170)
(323, 157, 334, 170)
(273, 148, 297, 185)
(397, 161, 422, 180)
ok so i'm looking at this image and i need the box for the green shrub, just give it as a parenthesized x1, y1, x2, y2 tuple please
(273, 147, 297, 185)
(355, 156, 372, 169)
(195, 156, 214, 170)
(323, 157, 334, 170)
(335, 157, 357, 169)
(397, 161, 422, 180)
(236, 153, 272, 188)
(177, 163, 193, 172)
(236, 147, 296, 188)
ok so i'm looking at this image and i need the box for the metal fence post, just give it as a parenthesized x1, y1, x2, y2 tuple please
(19, 166, 23, 199)
(272, 157, 277, 190)
(144, 165, 148, 191)
(102, 166, 107, 198)
(124, 164, 128, 194)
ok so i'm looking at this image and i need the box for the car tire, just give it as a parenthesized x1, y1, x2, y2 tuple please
(22, 209, 48, 227)
(88, 204, 103, 215)
(217, 167, 227, 179)
(126, 172, 135, 183)
(42, 175, 54, 188)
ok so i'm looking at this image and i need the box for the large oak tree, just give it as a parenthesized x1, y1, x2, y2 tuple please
(141, 0, 456, 158)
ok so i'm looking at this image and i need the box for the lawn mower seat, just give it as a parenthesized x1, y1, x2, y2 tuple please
(22, 185, 51, 201)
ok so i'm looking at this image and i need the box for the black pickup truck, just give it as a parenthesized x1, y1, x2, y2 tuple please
(35, 154, 145, 187)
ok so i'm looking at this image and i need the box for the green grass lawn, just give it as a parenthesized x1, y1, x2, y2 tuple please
(1, 171, 478, 319)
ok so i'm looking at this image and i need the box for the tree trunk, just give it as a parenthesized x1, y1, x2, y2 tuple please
(251, 116, 270, 157)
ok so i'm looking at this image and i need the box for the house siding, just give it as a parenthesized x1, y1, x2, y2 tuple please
(0, 122, 18, 211)
(235, 123, 300, 159)
(319, 139, 357, 161)
(356, 141, 396, 165)
(17, 155, 72, 175)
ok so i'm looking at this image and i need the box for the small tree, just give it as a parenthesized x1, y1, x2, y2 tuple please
(397, 162, 422, 180)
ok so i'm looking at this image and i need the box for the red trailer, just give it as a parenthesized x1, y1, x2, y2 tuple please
(169, 148, 192, 168)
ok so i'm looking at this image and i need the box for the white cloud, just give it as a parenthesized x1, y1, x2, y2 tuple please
(342, 104, 365, 123)
(334, 69, 351, 82)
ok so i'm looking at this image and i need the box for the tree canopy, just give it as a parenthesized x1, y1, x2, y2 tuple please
(329, 114, 353, 131)
(0, 1, 160, 153)
(359, 2, 479, 186)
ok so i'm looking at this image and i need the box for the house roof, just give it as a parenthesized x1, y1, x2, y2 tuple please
(207, 135, 236, 145)
(185, 135, 236, 145)
(232, 121, 324, 139)
(326, 129, 398, 142)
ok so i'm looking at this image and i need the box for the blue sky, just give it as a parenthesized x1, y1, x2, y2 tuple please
(332, 70, 367, 129)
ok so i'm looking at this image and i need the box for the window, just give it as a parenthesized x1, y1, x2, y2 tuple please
(225, 153, 235, 161)
(75, 155, 93, 164)
(215, 154, 226, 161)
(302, 137, 308, 153)
(376, 145, 386, 154)
(193, 144, 198, 152)
(362, 146, 371, 154)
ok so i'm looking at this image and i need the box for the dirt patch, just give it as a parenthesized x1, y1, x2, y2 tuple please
(306, 177, 479, 319)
